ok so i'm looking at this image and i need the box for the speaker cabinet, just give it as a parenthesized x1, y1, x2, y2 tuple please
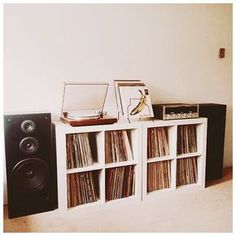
(4, 113, 58, 218)
(199, 104, 227, 181)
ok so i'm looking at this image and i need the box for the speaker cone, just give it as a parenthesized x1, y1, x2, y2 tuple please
(21, 120, 36, 134)
(11, 158, 49, 192)
(19, 137, 39, 154)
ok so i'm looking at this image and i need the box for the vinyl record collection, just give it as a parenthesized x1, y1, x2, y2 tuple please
(105, 130, 133, 163)
(147, 127, 170, 158)
(67, 171, 99, 208)
(147, 161, 171, 192)
(106, 165, 135, 201)
(177, 125, 197, 155)
(177, 157, 198, 186)
(66, 133, 96, 169)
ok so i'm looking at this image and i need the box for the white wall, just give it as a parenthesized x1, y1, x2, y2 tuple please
(4, 4, 232, 168)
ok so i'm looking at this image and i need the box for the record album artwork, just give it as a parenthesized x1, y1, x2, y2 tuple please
(114, 80, 154, 121)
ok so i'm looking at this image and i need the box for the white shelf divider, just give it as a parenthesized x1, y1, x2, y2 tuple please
(147, 155, 174, 163)
(66, 163, 103, 174)
(176, 152, 202, 159)
(105, 160, 137, 169)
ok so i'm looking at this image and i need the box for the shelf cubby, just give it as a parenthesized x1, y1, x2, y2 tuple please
(67, 170, 101, 208)
(176, 124, 198, 155)
(105, 129, 134, 164)
(147, 126, 170, 159)
(147, 160, 172, 193)
(176, 156, 199, 187)
(105, 165, 136, 202)
(66, 132, 101, 169)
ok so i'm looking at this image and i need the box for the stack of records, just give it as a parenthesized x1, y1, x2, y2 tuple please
(106, 165, 135, 201)
(177, 125, 197, 154)
(147, 161, 171, 192)
(147, 127, 170, 158)
(177, 157, 198, 186)
(67, 171, 98, 207)
(66, 133, 94, 169)
(105, 130, 133, 163)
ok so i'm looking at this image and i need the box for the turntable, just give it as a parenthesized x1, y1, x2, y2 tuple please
(60, 82, 117, 126)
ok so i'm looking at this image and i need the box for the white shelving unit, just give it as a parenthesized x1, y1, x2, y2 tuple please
(54, 117, 207, 213)
(142, 118, 207, 198)
(54, 121, 142, 213)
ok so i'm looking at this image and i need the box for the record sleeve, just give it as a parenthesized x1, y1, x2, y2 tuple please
(114, 80, 154, 122)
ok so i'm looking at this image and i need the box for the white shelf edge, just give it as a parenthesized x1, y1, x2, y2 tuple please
(147, 155, 174, 163)
(143, 118, 207, 127)
(67, 199, 103, 211)
(105, 194, 136, 204)
(104, 126, 138, 131)
(105, 160, 137, 169)
(176, 152, 202, 159)
(145, 123, 175, 128)
(176, 182, 202, 190)
(146, 187, 174, 196)
(66, 163, 103, 174)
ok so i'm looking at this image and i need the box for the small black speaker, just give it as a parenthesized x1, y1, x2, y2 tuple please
(199, 104, 227, 181)
(4, 113, 58, 218)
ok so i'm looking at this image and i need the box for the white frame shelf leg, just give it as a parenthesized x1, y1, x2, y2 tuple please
(55, 125, 68, 214)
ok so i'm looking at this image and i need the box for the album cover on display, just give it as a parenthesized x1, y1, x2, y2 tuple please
(114, 80, 154, 122)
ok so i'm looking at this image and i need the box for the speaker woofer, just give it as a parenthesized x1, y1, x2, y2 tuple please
(21, 120, 36, 134)
(19, 137, 39, 154)
(11, 158, 49, 192)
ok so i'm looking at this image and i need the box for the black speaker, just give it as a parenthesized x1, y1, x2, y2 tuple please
(199, 104, 227, 181)
(4, 113, 58, 219)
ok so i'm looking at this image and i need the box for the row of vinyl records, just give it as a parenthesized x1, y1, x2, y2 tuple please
(177, 125, 197, 155)
(66, 130, 133, 169)
(106, 165, 135, 201)
(66, 133, 95, 169)
(147, 161, 171, 192)
(147, 125, 197, 159)
(66, 125, 198, 169)
(67, 165, 135, 207)
(147, 127, 170, 158)
(67, 171, 98, 208)
(105, 130, 133, 163)
(67, 158, 198, 208)
(147, 157, 198, 191)
(176, 157, 198, 186)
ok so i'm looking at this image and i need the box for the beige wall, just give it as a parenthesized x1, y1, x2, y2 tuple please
(4, 4, 232, 168)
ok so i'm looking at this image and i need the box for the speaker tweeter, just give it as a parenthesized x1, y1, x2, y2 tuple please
(21, 120, 36, 134)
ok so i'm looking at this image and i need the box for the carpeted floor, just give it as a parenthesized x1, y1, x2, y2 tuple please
(4, 167, 232, 233)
